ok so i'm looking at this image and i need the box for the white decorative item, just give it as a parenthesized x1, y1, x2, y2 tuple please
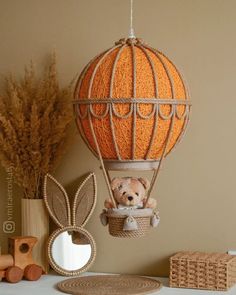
(151, 212, 160, 228)
(123, 216, 138, 231)
(100, 210, 108, 226)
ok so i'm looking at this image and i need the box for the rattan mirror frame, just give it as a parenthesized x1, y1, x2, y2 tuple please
(47, 226, 96, 276)
(44, 173, 97, 275)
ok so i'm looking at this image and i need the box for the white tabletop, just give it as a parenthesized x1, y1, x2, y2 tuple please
(0, 272, 236, 295)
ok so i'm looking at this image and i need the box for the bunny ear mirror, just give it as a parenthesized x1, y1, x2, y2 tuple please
(43, 173, 97, 276)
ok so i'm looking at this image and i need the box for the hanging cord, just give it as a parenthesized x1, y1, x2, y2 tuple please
(129, 0, 135, 38)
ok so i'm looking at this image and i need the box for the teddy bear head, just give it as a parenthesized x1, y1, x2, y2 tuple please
(111, 177, 150, 207)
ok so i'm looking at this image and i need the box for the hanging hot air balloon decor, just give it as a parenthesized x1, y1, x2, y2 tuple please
(73, 0, 191, 238)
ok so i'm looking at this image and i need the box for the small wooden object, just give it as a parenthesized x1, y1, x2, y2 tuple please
(8, 236, 37, 270)
(5, 266, 23, 283)
(0, 254, 14, 270)
(0, 270, 5, 281)
(24, 264, 42, 281)
(0, 236, 43, 283)
(170, 251, 236, 291)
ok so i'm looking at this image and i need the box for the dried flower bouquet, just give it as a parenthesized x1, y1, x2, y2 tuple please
(0, 55, 73, 199)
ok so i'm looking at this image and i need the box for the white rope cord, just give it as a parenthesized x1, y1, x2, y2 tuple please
(129, 0, 135, 38)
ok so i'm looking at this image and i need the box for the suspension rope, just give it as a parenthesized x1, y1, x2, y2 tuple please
(129, 0, 135, 38)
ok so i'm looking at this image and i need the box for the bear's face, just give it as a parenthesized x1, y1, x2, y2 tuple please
(111, 177, 149, 207)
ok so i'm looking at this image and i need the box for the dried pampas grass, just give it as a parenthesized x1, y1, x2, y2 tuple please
(0, 54, 73, 199)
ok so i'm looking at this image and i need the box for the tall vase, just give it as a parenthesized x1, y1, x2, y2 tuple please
(21, 199, 49, 273)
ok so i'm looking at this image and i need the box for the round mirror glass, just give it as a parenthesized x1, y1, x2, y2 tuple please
(48, 227, 96, 275)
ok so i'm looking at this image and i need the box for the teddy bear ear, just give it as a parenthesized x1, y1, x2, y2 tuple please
(111, 178, 123, 190)
(138, 178, 150, 190)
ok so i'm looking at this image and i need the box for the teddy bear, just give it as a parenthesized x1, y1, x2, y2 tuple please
(104, 177, 157, 209)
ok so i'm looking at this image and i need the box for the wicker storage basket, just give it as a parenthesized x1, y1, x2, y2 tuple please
(106, 208, 154, 238)
(170, 251, 236, 291)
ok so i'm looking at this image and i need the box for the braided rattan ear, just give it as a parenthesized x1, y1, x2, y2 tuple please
(44, 174, 71, 228)
(72, 173, 97, 227)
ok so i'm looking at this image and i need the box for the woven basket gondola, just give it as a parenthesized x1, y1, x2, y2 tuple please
(101, 208, 158, 238)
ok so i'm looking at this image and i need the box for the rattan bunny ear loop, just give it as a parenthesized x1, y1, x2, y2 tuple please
(73, 0, 191, 238)
(43, 173, 97, 276)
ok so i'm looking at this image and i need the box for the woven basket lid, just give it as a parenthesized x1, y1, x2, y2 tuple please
(74, 38, 190, 168)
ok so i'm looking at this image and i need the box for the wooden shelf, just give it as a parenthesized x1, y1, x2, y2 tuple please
(0, 272, 235, 294)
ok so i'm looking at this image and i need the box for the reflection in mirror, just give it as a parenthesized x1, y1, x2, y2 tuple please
(71, 231, 90, 245)
(51, 231, 92, 271)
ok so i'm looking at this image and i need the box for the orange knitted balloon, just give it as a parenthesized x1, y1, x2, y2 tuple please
(75, 38, 189, 161)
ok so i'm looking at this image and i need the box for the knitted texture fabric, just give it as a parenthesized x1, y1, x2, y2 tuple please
(76, 40, 188, 160)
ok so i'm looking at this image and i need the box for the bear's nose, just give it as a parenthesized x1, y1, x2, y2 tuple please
(128, 196, 133, 201)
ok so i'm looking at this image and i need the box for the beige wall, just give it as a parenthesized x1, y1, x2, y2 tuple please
(1, 0, 236, 277)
